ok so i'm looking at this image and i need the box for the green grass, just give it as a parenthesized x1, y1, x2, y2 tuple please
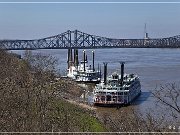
(80, 114, 105, 132)
(50, 98, 106, 132)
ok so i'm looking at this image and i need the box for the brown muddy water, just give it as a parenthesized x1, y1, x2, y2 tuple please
(13, 48, 180, 118)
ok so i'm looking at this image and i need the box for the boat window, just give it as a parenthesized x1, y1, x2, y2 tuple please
(125, 87, 129, 90)
(101, 96, 105, 101)
(106, 95, 111, 101)
(118, 92, 123, 95)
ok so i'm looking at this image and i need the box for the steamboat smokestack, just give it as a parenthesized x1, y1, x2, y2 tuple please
(98, 63, 99, 72)
(100, 64, 102, 79)
(121, 62, 125, 86)
(83, 50, 86, 72)
(103, 63, 108, 85)
(98, 63, 100, 76)
(74, 49, 79, 67)
(86, 55, 88, 62)
(76, 49, 79, 67)
(74, 49, 76, 66)
(67, 49, 73, 68)
(92, 50, 95, 71)
(67, 49, 70, 68)
(70, 49, 73, 66)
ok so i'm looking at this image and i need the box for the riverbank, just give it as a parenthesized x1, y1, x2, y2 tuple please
(0, 50, 106, 132)
(3, 49, 179, 133)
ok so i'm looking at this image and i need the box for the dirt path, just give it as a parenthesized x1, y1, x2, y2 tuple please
(66, 99, 97, 111)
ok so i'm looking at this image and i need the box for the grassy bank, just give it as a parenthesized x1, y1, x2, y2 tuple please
(51, 98, 105, 132)
(0, 50, 106, 132)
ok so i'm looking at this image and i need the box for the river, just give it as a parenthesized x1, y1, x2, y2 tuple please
(12, 48, 180, 113)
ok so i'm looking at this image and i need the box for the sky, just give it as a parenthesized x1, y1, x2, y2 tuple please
(0, 0, 180, 40)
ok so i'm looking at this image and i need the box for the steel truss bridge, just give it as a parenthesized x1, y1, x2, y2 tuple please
(0, 30, 180, 50)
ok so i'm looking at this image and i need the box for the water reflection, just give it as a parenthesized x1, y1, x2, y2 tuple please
(132, 91, 152, 105)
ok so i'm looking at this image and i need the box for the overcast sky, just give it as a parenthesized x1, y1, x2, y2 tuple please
(0, 0, 180, 39)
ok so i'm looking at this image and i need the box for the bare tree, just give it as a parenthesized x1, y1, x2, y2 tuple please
(0, 50, 59, 132)
(152, 83, 180, 118)
(1, 50, 102, 132)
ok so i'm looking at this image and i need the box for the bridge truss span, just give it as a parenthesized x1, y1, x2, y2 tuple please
(0, 30, 180, 50)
